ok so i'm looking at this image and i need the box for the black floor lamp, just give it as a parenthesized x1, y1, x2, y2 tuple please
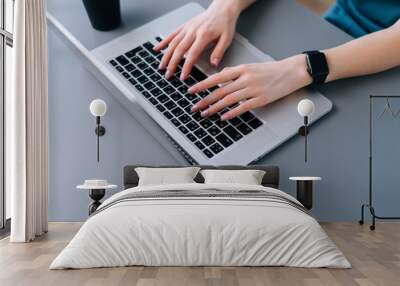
(359, 95, 400, 230)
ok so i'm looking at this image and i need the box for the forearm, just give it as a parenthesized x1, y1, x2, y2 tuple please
(324, 20, 400, 82)
(211, 0, 257, 18)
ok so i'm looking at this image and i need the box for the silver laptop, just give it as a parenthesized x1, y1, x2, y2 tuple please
(90, 2, 332, 165)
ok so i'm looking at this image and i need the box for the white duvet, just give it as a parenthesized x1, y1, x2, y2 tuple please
(50, 183, 350, 269)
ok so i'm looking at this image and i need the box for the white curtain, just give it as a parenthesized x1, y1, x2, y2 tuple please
(7, 0, 49, 242)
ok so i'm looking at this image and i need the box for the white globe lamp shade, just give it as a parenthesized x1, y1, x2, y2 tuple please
(297, 99, 315, 117)
(90, 99, 107, 117)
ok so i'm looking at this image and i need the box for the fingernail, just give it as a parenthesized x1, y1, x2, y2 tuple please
(165, 70, 172, 79)
(158, 63, 165, 70)
(221, 114, 229, 121)
(188, 87, 195, 93)
(201, 110, 209, 117)
(211, 58, 220, 67)
(180, 73, 186, 81)
(191, 105, 198, 112)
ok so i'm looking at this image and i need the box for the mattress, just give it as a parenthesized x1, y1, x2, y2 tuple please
(50, 183, 350, 269)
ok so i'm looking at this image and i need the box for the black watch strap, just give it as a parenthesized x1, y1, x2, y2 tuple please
(302, 50, 329, 85)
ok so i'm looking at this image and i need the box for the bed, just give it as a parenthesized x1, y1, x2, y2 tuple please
(50, 165, 350, 269)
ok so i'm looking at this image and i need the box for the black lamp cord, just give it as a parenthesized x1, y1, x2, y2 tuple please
(304, 116, 308, 163)
(96, 116, 100, 162)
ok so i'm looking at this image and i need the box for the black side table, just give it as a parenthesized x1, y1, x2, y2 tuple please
(289, 177, 321, 210)
(77, 180, 117, 215)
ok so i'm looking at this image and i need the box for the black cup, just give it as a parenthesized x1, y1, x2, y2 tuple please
(82, 0, 121, 31)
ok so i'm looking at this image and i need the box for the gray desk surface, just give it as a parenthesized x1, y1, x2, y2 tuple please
(47, 0, 400, 221)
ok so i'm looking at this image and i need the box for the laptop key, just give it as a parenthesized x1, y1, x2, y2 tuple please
(191, 66, 207, 81)
(198, 90, 209, 98)
(187, 133, 196, 142)
(171, 118, 181, 127)
(149, 88, 161, 97)
(215, 120, 228, 128)
(151, 62, 159, 69)
(128, 78, 137, 85)
(144, 68, 154, 76)
(178, 85, 188, 94)
(200, 120, 212, 129)
(194, 141, 205, 150)
(201, 135, 215, 146)
(109, 59, 117, 66)
(116, 66, 124, 72)
(149, 98, 158, 105)
(142, 91, 151, 98)
(248, 118, 263, 129)
(144, 56, 156, 64)
(122, 72, 130, 79)
(137, 75, 148, 84)
(224, 126, 243, 141)
(137, 62, 148, 70)
(171, 107, 183, 117)
(131, 70, 142, 78)
(240, 112, 255, 122)
(185, 93, 197, 101)
(135, 84, 144, 92)
(170, 77, 183, 88)
(165, 101, 177, 110)
(150, 74, 162, 82)
(184, 76, 196, 86)
(179, 126, 189, 134)
(194, 128, 207, 139)
(125, 47, 143, 58)
(138, 50, 150, 58)
(157, 80, 168, 88)
(216, 133, 233, 147)
(178, 114, 191, 124)
(237, 123, 252, 135)
(208, 126, 220, 136)
(163, 111, 173, 120)
(187, 121, 199, 131)
(210, 143, 223, 154)
(158, 94, 169, 103)
(192, 113, 202, 122)
(177, 98, 190, 108)
(184, 106, 192, 114)
(203, 149, 214, 158)
(116, 55, 129, 66)
(144, 82, 155, 90)
(164, 86, 175, 94)
(156, 104, 166, 112)
(155, 36, 162, 42)
(125, 63, 135, 71)
(229, 117, 242, 126)
(171, 92, 182, 101)
(131, 56, 141, 64)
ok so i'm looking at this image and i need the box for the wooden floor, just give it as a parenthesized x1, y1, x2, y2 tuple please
(1, 222, 400, 286)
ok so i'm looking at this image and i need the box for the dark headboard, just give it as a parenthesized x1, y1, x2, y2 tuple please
(123, 165, 280, 189)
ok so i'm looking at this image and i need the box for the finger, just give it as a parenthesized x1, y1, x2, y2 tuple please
(180, 37, 210, 80)
(202, 88, 251, 117)
(188, 67, 241, 93)
(191, 79, 244, 112)
(154, 28, 181, 51)
(221, 98, 263, 120)
(210, 34, 231, 67)
(159, 32, 185, 70)
(166, 34, 195, 79)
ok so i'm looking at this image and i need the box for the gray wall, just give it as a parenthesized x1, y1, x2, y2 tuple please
(48, 0, 400, 222)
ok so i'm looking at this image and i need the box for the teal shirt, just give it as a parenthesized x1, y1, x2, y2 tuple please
(324, 0, 400, 37)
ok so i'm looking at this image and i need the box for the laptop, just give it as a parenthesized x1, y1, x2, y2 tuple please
(90, 2, 332, 165)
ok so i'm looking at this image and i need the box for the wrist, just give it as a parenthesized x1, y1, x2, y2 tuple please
(210, 0, 243, 19)
(282, 54, 313, 89)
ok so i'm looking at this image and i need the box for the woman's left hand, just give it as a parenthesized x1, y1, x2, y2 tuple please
(189, 54, 312, 120)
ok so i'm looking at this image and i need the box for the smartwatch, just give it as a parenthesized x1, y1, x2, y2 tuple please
(302, 50, 329, 85)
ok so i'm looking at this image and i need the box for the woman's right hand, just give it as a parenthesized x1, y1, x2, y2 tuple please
(154, 0, 243, 80)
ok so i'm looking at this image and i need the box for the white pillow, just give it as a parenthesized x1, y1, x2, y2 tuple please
(200, 169, 266, 185)
(135, 167, 200, 186)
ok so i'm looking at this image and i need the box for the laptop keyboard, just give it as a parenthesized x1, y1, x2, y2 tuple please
(109, 37, 263, 159)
